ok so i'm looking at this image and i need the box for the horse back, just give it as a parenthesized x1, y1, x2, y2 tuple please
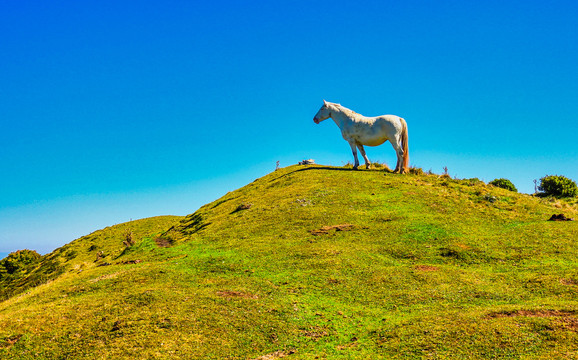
(374, 115, 404, 135)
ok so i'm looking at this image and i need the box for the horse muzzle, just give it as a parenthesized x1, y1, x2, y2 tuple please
(313, 117, 319, 124)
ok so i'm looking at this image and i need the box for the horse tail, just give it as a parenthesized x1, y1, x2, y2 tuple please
(400, 117, 409, 172)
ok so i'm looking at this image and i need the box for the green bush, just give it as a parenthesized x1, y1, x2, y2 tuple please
(0, 250, 41, 279)
(538, 175, 578, 197)
(489, 178, 517, 192)
(462, 178, 484, 186)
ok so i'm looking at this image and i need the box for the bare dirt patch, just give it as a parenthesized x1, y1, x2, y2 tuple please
(90, 271, 123, 283)
(301, 326, 330, 340)
(488, 309, 578, 332)
(154, 237, 173, 248)
(488, 309, 578, 318)
(216, 290, 258, 299)
(231, 203, 252, 214)
(414, 265, 439, 272)
(309, 224, 364, 236)
(250, 350, 296, 360)
(120, 259, 143, 265)
(561, 278, 578, 286)
(1, 334, 23, 348)
(337, 337, 359, 350)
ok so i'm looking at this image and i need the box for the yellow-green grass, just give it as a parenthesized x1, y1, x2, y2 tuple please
(1, 165, 577, 359)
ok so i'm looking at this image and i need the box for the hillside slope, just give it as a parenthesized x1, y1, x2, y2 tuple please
(1, 165, 577, 359)
(0, 216, 182, 302)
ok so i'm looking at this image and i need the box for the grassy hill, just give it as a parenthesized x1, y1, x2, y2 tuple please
(1, 165, 577, 359)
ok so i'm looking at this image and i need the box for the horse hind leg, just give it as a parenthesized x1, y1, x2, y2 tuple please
(391, 141, 404, 173)
(357, 144, 371, 169)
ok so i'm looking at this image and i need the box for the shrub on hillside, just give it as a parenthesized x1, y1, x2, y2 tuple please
(408, 167, 424, 175)
(538, 175, 578, 197)
(0, 250, 41, 279)
(489, 178, 517, 192)
(464, 178, 484, 186)
(371, 161, 392, 171)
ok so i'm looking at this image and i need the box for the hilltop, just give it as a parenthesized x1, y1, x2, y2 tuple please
(1, 165, 577, 359)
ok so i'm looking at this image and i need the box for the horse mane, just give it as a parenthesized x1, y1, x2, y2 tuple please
(331, 102, 361, 118)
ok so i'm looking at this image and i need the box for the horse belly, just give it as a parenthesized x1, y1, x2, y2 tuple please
(363, 136, 388, 146)
(343, 122, 389, 146)
(343, 131, 387, 147)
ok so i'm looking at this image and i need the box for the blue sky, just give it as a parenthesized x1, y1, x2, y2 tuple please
(1, 0, 577, 257)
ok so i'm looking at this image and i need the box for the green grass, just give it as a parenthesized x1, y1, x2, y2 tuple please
(1, 165, 577, 359)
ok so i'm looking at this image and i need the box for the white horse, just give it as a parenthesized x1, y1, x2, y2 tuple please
(313, 100, 409, 173)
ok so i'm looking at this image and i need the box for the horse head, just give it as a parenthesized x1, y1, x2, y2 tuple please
(313, 100, 333, 124)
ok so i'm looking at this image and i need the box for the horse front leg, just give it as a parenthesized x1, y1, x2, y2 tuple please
(349, 142, 360, 170)
(357, 144, 371, 169)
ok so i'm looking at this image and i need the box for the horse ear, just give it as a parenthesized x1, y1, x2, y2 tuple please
(323, 99, 328, 106)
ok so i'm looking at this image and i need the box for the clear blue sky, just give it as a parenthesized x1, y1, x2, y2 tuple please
(1, 1, 577, 257)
